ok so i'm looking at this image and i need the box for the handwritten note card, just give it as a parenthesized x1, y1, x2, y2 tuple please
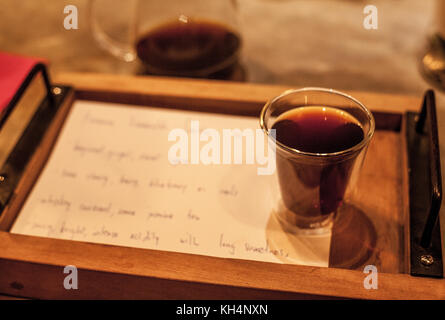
(11, 101, 330, 266)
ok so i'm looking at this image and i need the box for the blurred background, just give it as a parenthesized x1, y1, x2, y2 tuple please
(0, 0, 439, 95)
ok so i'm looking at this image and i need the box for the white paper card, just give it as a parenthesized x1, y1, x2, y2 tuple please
(11, 101, 330, 266)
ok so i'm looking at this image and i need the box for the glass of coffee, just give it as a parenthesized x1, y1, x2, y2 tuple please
(260, 88, 375, 235)
(89, 0, 241, 79)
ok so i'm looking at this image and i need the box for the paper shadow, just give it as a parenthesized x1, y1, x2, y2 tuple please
(265, 212, 331, 267)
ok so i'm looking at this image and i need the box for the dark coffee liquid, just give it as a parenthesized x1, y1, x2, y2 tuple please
(272, 107, 365, 219)
(135, 19, 241, 77)
(272, 107, 364, 154)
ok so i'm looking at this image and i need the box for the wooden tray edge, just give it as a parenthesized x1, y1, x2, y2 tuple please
(53, 72, 422, 115)
(0, 73, 442, 300)
(0, 232, 444, 300)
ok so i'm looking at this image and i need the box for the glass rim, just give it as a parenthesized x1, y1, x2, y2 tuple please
(260, 87, 376, 158)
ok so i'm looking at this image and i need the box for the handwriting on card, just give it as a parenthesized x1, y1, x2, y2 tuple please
(11, 101, 328, 267)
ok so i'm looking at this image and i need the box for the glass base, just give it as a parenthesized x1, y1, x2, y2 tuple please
(274, 201, 335, 236)
(268, 201, 376, 268)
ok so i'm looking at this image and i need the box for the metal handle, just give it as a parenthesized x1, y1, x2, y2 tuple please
(407, 89, 443, 278)
(415, 90, 442, 249)
(0, 64, 71, 217)
(0, 63, 54, 130)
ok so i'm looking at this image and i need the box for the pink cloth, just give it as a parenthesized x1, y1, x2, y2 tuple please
(0, 52, 46, 111)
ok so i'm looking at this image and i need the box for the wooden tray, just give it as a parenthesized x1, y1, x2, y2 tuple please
(0, 72, 443, 299)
